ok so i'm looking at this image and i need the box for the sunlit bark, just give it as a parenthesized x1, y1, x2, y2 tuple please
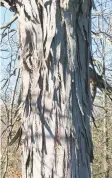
(15, 0, 93, 177)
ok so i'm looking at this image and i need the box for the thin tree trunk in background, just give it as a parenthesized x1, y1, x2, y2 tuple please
(90, 120, 93, 178)
(101, 2, 109, 173)
(103, 102, 109, 178)
(102, 38, 109, 178)
(15, 0, 93, 177)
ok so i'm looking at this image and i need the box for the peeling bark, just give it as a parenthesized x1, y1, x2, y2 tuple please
(15, 0, 93, 177)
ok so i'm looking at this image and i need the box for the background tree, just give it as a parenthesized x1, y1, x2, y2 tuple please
(0, 5, 22, 178)
(91, 0, 112, 177)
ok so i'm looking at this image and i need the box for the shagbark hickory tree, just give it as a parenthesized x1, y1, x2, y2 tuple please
(4, 0, 94, 177)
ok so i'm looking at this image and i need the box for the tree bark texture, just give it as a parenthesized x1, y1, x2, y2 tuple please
(16, 0, 93, 177)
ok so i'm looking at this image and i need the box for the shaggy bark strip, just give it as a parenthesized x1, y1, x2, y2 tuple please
(15, 0, 93, 177)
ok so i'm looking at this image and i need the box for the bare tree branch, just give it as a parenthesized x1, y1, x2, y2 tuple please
(0, 14, 18, 30)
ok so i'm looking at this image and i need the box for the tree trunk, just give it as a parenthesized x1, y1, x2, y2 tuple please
(16, 0, 93, 177)
(102, 36, 109, 178)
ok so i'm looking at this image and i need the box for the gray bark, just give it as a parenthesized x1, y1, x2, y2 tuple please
(15, 0, 93, 177)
